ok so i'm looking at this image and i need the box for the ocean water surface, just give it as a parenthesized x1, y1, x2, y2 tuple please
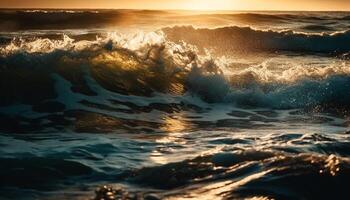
(0, 9, 350, 200)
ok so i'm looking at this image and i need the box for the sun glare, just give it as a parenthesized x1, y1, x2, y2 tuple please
(184, 0, 237, 11)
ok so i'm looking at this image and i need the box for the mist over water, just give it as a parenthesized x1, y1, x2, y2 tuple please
(0, 9, 350, 200)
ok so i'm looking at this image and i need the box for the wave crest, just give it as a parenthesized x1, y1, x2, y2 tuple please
(163, 26, 350, 54)
(1, 32, 350, 111)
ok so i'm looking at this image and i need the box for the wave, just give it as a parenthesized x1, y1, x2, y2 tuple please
(163, 26, 350, 54)
(114, 150, 350, 199)
(0, 9, 118, 30)
(341, 15, 350, 20)
(2, 139, 350, 199)
(0, 31, 350, 112)
(0, 9, 172, 31)
(191, 12, 342, 23)
(0, 9, 349, 31)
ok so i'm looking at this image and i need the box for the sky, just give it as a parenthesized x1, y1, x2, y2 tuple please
(0, 0, 349, 11)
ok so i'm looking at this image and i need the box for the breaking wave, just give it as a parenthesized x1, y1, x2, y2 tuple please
(0, 29, 350, 111)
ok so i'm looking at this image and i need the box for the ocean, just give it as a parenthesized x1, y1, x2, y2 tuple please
(0, 9, 350, 200)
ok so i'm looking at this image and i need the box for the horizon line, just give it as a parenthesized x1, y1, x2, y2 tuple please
(0, 8, 349, 12)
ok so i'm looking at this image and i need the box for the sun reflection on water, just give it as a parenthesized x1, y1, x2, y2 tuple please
(150, 114, 191, 164)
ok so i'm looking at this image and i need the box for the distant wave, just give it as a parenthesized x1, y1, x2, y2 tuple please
(341, 15, 350, 20)
(0, 10, 349, 31)
(0, 9, 170, 30)
(192, 12, 338, 23)
(0, 10, 119, 30)
(163, 26, 350, 54)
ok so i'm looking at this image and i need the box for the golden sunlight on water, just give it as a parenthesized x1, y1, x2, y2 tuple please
(91, 52, 140, 71)
(160, 116, 188, 133)
(150, 115, 190, 164)
(165, 168, 273, 200)
(149, 150, 168, 165)
(319, 154, 341, 176)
